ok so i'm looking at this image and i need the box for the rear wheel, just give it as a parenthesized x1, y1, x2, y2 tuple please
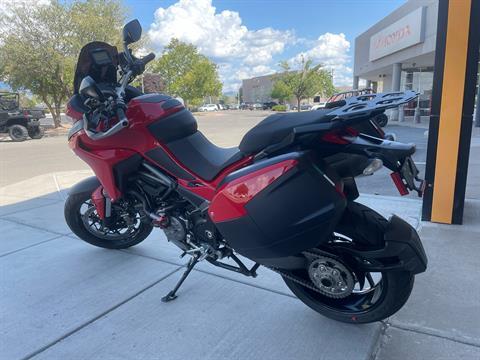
(28, 126, 44, 139)
(64, 191, 153, 249)
(283, 202, 414, 323)
(8, 124, 28, 142)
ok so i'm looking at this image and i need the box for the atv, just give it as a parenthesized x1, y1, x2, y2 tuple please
(0, 91, 45, 142)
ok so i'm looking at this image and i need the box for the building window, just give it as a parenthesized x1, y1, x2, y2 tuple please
(401, 67, 434, 116)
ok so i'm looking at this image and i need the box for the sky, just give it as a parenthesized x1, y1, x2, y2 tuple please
(1, 0, 406, 93)
(124, 0, 405, 92)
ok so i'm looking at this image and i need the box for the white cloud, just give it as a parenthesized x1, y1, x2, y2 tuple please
(148, 0, 293, 92)
(147, 0, 353, 91)
(0, 0, 49, 14)
(289, 33, 352, 86)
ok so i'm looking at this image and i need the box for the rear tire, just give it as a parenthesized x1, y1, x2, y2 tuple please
(65, 191, 153, 249)
(283, 202, 414, 324)
(28, 126, 44, 139)
(8, 124, 28, 142)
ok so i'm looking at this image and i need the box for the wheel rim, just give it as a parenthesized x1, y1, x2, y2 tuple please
(79, 199, 143, 241)
(11, 127, 24, 138)
(291, 233, 387, 314)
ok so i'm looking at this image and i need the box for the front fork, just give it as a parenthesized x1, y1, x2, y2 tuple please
(91, 186, 113, 224)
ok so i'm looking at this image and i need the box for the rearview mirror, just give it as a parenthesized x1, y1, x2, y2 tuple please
(79, 76, 105, 101)
(123, 19, 142, 45)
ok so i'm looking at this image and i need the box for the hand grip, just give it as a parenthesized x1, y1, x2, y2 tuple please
(142, 52, 155, 65)
(83, 109, 129, 141)
(116, 106, 129, 126)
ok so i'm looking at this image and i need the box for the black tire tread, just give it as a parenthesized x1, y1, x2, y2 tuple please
(28, 126, 45, 139)
(64, 192, 153, 249)
(8, 124, 28, 142)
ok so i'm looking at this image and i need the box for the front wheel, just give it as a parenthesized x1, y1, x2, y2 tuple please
(64, 191, 153, 249)
(283, 202, 414, 323)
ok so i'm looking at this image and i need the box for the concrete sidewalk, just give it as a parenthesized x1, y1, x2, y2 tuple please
(1, 171, 479, 360)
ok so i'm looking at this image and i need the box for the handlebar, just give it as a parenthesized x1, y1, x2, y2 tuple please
(83, 111, 129, 140)
(141, 52, 155, 66)
(81, 51, 155, 141)
(116, 106, 128, 124)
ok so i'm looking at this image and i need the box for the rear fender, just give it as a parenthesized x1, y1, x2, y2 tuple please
(332, 215, 428, 274)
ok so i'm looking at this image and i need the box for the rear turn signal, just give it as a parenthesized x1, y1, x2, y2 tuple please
(363, 159, 383, 176)
(209, 159, 298, 222)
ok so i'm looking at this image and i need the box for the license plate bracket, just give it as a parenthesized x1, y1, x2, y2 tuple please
(392, 157, 425, 197)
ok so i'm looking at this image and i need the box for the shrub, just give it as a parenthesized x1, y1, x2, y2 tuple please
(272, 104, 287, 111)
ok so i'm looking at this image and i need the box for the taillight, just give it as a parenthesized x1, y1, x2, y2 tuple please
(209, 159, 298, 222)
(321, 127, 359, 144)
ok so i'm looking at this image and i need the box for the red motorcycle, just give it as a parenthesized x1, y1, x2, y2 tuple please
(65, 20, 427, 324)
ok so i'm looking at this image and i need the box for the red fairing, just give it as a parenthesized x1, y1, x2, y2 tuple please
(66, 102, 84, 121)
(209, 159, 298, 222)
(91, 185, 106, 219)
(67, 94, 251, 206)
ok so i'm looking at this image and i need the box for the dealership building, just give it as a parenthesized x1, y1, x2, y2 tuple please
(354, 0, 441, 121)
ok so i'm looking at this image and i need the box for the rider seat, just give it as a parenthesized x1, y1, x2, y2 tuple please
(239, 109, 334, 154)
(165, 132, 243, 181)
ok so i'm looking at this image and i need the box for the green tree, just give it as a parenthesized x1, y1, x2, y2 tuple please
(0, 0, 125, 127)
(270, 80, 292, 104)
(151, 39, 222, 108)
(276, 57, 335, 111)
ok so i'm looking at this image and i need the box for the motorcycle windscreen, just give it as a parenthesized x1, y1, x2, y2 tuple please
(73, 41, 119, 94)
(209, 152, 347, 259)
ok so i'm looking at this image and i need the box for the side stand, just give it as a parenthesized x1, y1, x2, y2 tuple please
(161, 255, 199, 302)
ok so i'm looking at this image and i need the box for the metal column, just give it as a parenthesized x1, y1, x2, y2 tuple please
(422, 0, 480, 224)
(391, 63, 402, 121)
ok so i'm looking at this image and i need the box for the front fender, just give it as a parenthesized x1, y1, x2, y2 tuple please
(68, 176, 101, 196)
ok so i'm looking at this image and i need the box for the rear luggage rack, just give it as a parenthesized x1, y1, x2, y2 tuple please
(327, 91, 418, 121)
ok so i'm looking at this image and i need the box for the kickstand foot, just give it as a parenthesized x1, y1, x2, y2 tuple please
(162, 255, 199, 302)
(161, 291, 178, 302)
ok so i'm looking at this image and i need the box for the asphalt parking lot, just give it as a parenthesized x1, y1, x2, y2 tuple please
(0, 110, 427, 197)
(2, 110, 480, 359)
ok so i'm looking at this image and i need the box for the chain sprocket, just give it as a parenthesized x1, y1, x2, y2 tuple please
(269, 249, 356, 299)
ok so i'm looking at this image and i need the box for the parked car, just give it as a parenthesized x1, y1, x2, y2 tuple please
(198, 104, 218, 112)
(311, 102, 326, 110)
(216, 104, 224, 110)
(300, 104, 312, 111)
(249, 103, 263, 110)
(262, 101, 278, 110)
(229, 104, 239, 110)
(0, 91, 45, 141)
